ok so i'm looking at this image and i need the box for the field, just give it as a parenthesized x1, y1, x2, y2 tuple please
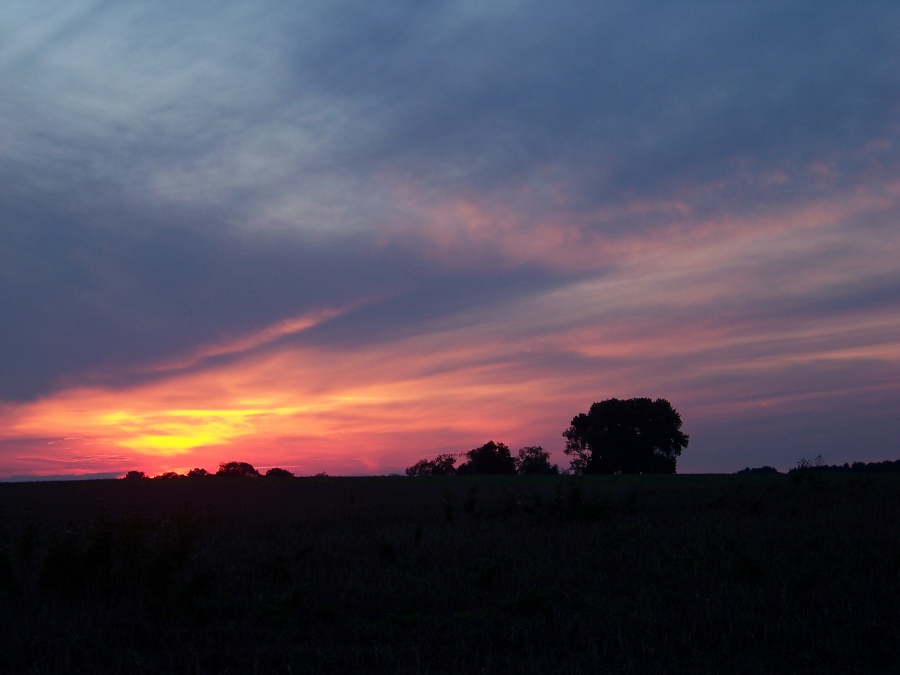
(1, 473, 898, 674)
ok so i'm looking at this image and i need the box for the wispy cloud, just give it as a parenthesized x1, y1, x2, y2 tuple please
(143, 307, 350, 375)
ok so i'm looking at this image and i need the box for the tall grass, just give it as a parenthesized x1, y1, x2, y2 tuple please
(0, 473, 897, 673)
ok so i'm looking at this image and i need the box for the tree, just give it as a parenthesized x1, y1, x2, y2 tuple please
(265, 467, 295, 478)
(216, 461, 260, 477)
(456, 441, 516, 475)
(123, 470, 147, 480)
(563, 398, 688, 474)
(153, 471, 181, 479)
(187, 467, 209, 478)
(737, 466, 779, 475)
(515, 446, 559, 475)
(406, 453, 457, 476)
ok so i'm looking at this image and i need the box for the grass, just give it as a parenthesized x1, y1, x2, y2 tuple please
(0, 473, 898, 673)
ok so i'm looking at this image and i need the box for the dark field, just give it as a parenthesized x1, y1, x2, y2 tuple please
(1, 474, 898, 674)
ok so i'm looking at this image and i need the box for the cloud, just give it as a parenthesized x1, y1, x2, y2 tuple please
(1, 2, 898, 475)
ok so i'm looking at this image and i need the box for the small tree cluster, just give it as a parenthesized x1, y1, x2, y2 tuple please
(407, 442, 558, 476)
(406, 453, 458, 476)
(515, 446, 559, 475)
(408, 398, 689, 477)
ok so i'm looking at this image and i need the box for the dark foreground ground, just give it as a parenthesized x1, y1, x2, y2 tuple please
(0, 473, 898, 674)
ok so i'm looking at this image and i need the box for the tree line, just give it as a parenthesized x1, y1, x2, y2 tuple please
(738, 457, 900, 476)
(406, 442, 560, 476)
(124, 461, 299, 480)
(408, 397, 689, 476)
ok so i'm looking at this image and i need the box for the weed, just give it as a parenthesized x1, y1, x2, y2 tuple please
(373, 534, 399, 566)
(463, 485, 479, 518)
(440, 487, 455, 522)
(505, 589, 554, 616)
(0, 473, 897, 674)
(566, 480, 585, 514)
(464, 557, 505, 589)
(624, 488, 641, 514)
(501, 488, 522, 518)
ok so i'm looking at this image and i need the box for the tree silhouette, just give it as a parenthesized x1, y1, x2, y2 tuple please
(457, 441, 516, 475)
(793, 458, 900, 474)
(737, 466, 779, 474)
(515, 446, 559, 475)
(406, 454, 457, 476)
(563, 398, 688, 474)
(216, 461, 260, 477)
(123, 470, 147, 480)
(187, 467, 209, 478)
(265, 467, 294, 478)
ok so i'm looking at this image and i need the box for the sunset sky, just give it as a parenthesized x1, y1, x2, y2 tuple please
(1, 2, 898, 479)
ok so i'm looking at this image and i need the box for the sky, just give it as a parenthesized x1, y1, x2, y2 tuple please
(1, 1, 898, 479)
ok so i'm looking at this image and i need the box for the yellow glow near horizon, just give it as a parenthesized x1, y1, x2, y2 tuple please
(0, 333, 568, 474)
(109, 406, 313, 455)
(123, 434, 224, 454)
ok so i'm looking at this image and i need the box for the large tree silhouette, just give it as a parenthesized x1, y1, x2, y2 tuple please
(265, 467, 295, 478)
(216, 461, 260, 477)
(515, 446, 559, 475)
(563, 398, 688, 474)
(456, 441, 516, 475)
